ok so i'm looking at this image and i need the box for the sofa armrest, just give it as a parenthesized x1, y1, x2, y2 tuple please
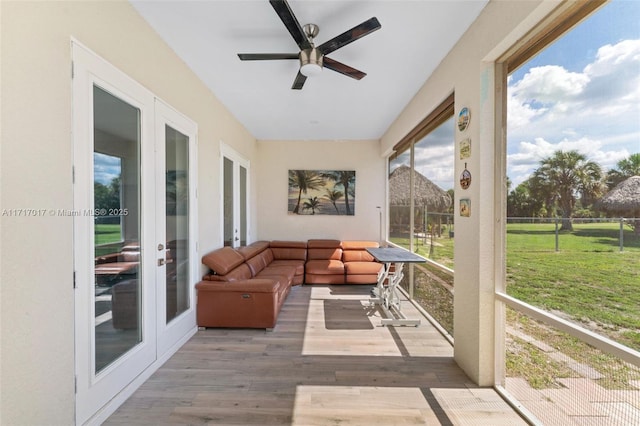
(195, 279, 279, 294)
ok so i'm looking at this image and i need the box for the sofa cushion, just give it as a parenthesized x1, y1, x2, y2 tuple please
(270, 241, 307, 261)
(305, 274, 346, 285)
(307, 239, 342, 249)
(246, 249, 275, 276)
(307, 239, 342, 261)
(270, 240, 307, 249)
(344, 261, 383, 275)
(342, 240, 379, 262)
(306, 259, 345, 275)
(221, 263, 253, 281)
(202, 247, 246, 275)
(342, 250, 376, 262)
(341, 240, 379, 250)
(270, 259, 305, 276)
(257, 267, 295, 283)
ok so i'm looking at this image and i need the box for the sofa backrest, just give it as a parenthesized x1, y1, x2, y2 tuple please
(269, 240, 307, 261)
(307, 239, 343, 261)
(341, 240, 379, 262)
(236, 241, 270, 260)
(245, 250, 275, 276)
(202, 247, 243, 274)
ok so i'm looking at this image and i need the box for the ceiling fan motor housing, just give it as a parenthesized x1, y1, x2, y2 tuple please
(299, 47, 323, 76)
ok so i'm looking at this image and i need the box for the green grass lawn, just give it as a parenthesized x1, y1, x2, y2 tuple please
(392, 222, 640, 350)
(95, 223, 123, 256)
(507, 222, 640, 350)
(95, 223, 122, 245)
(390, 235, 454, 269)
(395, 222, 640, 388)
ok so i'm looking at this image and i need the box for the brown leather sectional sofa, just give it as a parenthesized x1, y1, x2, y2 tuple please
(195, 239, 382, 329)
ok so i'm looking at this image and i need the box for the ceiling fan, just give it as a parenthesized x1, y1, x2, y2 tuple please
(237, 0, 381, 90)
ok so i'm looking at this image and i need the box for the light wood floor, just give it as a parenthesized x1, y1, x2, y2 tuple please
(105, 285, 527, 425)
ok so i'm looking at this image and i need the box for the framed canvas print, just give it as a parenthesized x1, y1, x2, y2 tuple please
(288, 170, 356, 215)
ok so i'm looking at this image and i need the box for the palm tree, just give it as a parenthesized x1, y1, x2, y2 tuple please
(606, 153, 640, 189)
(302, 196, 321, 215)
(288, 170, 325, 214)
(322, 171, 356, 215)
(323, 188, 344, 214)
(531, 150, 603, 230)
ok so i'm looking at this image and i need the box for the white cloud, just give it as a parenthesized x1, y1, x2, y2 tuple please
(510, 65, 589, 102)
(507, 38, 640, 187)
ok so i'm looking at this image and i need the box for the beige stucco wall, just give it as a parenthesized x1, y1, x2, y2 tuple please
(380, 0, 558, 384)
(256, 139, 386, 242)
(0, 1, 256, 424)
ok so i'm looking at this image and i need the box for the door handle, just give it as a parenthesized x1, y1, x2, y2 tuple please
(158, 258, 174, 266)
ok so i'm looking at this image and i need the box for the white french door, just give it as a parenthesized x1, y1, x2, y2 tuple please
(221, 144, 249, 247)
(154, 100, 198, 356)
(73, 42, 197, 425)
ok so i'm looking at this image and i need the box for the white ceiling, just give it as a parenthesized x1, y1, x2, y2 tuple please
(131, 0, 488, 141)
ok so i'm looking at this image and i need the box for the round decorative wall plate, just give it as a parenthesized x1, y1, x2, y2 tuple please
(457, 107, 470, 132)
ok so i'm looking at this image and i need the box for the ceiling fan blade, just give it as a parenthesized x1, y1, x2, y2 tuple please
(291, 71, 307, 90)
(238, 53, 298, 61)
(323, 57, 366, 80)
(318, 17, 381, 56)
(269, 0, 312, 50)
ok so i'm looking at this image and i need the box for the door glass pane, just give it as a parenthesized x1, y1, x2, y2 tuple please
(165, 125, 190, 323)
(240, 165, 247, 246)
(93, 86, 142, 373)
(223, 157, 234, 246)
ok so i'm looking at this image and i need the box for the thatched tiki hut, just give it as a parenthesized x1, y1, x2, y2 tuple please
(597, 175, 640, 235)
(389, 165, 452, 237)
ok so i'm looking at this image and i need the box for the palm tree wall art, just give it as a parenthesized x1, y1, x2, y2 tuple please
(288, 169, 356, 215)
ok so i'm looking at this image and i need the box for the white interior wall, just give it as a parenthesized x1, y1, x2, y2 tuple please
(255, 139, 386, 242)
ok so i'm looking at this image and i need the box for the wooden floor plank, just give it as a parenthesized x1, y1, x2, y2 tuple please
(105, 285, 526, 425)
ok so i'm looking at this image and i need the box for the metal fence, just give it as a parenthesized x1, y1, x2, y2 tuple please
(506, 217, 639, 252)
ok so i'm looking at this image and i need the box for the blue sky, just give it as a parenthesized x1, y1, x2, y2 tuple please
(94, 153, 121, 185)
(507, 0, 640, 188)
(402, 1, 639, 192)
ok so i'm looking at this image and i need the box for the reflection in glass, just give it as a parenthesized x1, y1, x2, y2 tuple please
(93, 86, 141, 373)
(412, 116, 454, 267)
(165, 125, 190, 323)
(388, 150, 411, 244)
(387, 116, 455, 266)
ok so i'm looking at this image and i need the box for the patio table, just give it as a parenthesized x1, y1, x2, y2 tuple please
(366, 247, 425, 327)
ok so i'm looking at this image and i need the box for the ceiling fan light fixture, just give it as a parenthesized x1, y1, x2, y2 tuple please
(300, 62, 322, 77)
(299, 48, 323, 77)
